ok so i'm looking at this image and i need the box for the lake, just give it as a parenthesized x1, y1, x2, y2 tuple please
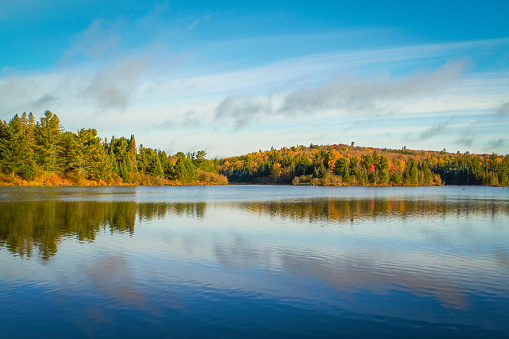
(0, 186, 508, 338)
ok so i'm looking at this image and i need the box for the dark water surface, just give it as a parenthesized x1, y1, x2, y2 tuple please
(0, 186, 508, 338)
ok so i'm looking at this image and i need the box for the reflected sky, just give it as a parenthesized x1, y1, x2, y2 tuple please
(0, 186, 508, 337)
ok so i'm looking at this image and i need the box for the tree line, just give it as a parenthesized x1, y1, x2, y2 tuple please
(1, 111, 507, 186)
(0, 111, 227, 185)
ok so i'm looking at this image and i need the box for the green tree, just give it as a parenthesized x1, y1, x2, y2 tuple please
(0, 114, 37, 179)
(378, 155, 390, 184)
(128, 135, 137, 172)
(146, 149, 164, 178)
(111, 137, 133, 183)
(317, 163, 327, 179)
(173, 152, 196, 183)
(34, 110, 63, 172)
(78, 129, 113, 181)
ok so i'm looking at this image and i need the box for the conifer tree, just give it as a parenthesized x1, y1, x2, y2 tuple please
(128, 135, 137, 172)
(378, 155, 390, 184)
(59, 131, 82, 172)
(173, 152, 196, 183)
(34, 110, 63, 172)
(78, 129, 113, 181)
(111, 137, 133, 183)
(148, 151, 164, 178)
(109, 148, 118, 176)
(136, 144, 148, 173)
(0, 114, 37, 179)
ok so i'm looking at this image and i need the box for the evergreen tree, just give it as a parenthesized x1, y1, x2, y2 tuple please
(109, 148, 118, 176)
(318, 163, 327, 179)
(333, 158, 350, 177)
(173, 152, 196, 183)
(34, 110, 63, 172)
(128, 135, 137, 172)
(343, 165, 350, 182)
(192, 150, 217, 172)
(147, 149, 164, 178)
(59, 131, 82, 172)
(78, 129, 113, 181)
(162, 155, 174, 179)
(0, 114, 37, 179)
(378, 155, 390, 184)
(136, 144, 148, 173)
(111, 137, 133, 182)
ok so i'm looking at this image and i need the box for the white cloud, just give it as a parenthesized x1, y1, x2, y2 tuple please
(1, 39, 508, 155)
(213, 61, 465, 128)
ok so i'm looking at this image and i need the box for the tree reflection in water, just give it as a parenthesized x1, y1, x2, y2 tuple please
(0, 197, 506, 260)
(232, 197, 508, 223)
(0, 201, 206, 260)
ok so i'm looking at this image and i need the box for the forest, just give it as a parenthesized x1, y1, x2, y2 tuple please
(0, 111, 226, 185)
(1, 111, 508, 186)
(219, 143, 509, 186)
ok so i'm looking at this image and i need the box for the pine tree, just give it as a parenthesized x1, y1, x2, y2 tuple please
(318, 163, 327, 179)
(110, 137, 133, 183)
(59, 131, 82, 172)
(378, 155, 390, 184)
(148, 151, 164, 178)
(0, 114, 37, 179)
(128, 135, 137, 172)
(173, 152, 196, 183)
(34, 110, 63, 172)
(136, 144, 148, 173)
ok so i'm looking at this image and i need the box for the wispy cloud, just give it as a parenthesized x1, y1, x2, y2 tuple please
(1, 37, 508, 154)
(61, 19, 121, 64)
(456, 134, 474, 147)
(486, 138, 505, 149)
(150, 110, 204, 131)
(58, 3, 206, 69)
(85, 58, 147, 110)
(214, 61, 465, 129)
(496, 100, 509, 118)
(454, 119, 482, 148)
(280, 61, 464, 114)
(214, 94, 274, 128)
(415, 118, 453, 141)
(28, 93, 59, 109)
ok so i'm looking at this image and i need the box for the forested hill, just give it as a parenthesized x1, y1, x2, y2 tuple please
(1, 111, 508, 186)
(219, 143, 509, 186)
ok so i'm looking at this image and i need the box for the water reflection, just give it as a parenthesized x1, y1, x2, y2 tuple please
(0, 188, 508, 337)
(0, 201, 206, 260)
(1, 197, 507, 261)
(229, 197, 509, 222)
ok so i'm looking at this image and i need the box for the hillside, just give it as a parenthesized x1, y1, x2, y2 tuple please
(218, 143, 509, 186)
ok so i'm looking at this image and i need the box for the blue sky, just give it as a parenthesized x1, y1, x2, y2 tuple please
(1, 0, 508, 157)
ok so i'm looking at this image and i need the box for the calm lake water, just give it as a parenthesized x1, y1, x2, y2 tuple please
(0, 186, 508, 338)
